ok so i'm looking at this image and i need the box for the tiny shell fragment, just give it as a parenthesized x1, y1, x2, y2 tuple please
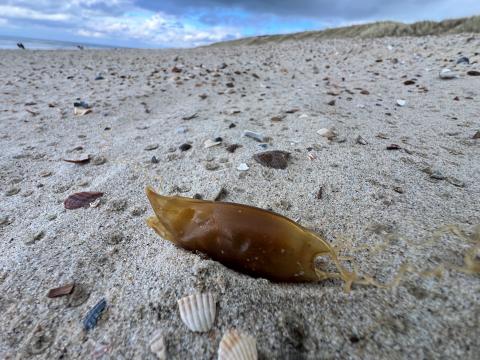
(83, 298, 107, 331)
(253, 150, 290, 169)
(64, 192, 104, 210)
(63, 155, 91, 164)
(177, 293, 216, 332)
(218, 329, 257, 360)
(47, 283, 75, 298)
(149, 330, 167, 360)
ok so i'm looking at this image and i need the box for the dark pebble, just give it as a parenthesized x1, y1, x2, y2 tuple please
(179, 143, 192, 151)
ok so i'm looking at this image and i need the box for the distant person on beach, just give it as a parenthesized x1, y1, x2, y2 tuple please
(17, 42, 25, 50)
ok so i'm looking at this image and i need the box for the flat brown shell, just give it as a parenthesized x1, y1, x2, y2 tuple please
(64, 192, 104, 210)
(63, 155, 91, 164)
(253, 150, 290, 169)
(47, 283, 75, 298)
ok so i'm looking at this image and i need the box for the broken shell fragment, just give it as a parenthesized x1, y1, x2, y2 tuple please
(149, 330, 167, 360)
(83, 298, 107, 331)
(177, 293, 216, 332)
(204, 139, 222, 148)
(218, 329, 257, 360)
(237, 163, 249, 171)
(396, 99, 406, 107)
(64, 192, 104, 210)
(242, 130, 267, 142)
(253, 150, 290, 169)
(63, 155, 91, 164)
(47, 283, 75, 298)
(317, 128, 335, 140)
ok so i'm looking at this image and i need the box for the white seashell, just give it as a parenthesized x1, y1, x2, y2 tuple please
(298, 113, 309, 118)
(317, 128, 335, 139)
(204, 139, 222, 148)
(242, 130, 267, 142)
(396, 99, 406, 107)
(218, 329, 257, 360)
(237, 163, 249, 171)
(149, 330, 167, 360)
(178, 293, 216, 332)
(439, 68, 458, 79)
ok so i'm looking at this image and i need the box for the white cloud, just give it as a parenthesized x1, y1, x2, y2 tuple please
(0, 1, 243, 47)
(0, 4, 71, 21)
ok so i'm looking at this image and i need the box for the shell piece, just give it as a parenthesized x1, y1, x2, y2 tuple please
(83, 298, 107, 331)
(253, 150, 290, 169)
(149, 330, 167, 359)
(178, 293, 216, 332)
(145, 186, 355, 286)
(64, 192, 103, 210)
(218, 329, 257, 360)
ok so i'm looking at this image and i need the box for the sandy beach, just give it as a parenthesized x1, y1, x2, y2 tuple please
(0, 34, 479, 359)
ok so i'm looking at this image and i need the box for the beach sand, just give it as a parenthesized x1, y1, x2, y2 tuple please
(0, 34, 479, 359)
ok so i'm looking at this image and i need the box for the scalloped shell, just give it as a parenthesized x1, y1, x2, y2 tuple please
(218, 329, 257, 360)
(149, 330, 166, 360)
(177, 293, 216, 332)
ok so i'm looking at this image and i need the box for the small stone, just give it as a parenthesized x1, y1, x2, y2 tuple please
(360, 89, 370, 95)
(95, 73, 105, 80)
(242, 130, 267, 142)
(327, 99, 336, 106)
(91, 155, 107, 165)
(145, 144, 159, 151)
(175, 127, 187, 134)
(228, 123, 236, 129)
(199, 93, 208, 100)
(5, 187, 20, 196)
(467, 70, 480, 76)
(386, 144, 401, 150)
(439, 68, 458, 79)
(317, 128, 335, 140)
(179, 143, 192, 151)
(393, 186, 404, 194)
(278, 200, 291, 210)
(25, 230, 45, 245)
(214, 187, 228, 201)
(473, 131, 480, 139)
(226, 82, 235, 88)
(456, 56, 469, 65)
(151, 156, 159, 164)
(105, 231, 124, 245)
(193, 193, 203, 199)
(109, 199, 128, 212)
(205, 162, 219, 171)
(430, 171, 445, 180)
(226, 144, 242, 153)
(47, 214, 57, 221)
(131, 206, 147, 216)
(356, 135, 368, 145)
(396, 99, 406, 107)
(237, 163, 249, 171)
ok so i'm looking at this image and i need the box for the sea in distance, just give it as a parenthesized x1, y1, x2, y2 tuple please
(0, 35, 114, 50)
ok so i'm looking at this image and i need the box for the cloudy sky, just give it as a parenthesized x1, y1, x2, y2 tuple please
(1, 0, 479, 47)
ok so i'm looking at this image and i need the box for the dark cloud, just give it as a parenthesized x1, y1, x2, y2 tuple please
(136, 0, 447, 21)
